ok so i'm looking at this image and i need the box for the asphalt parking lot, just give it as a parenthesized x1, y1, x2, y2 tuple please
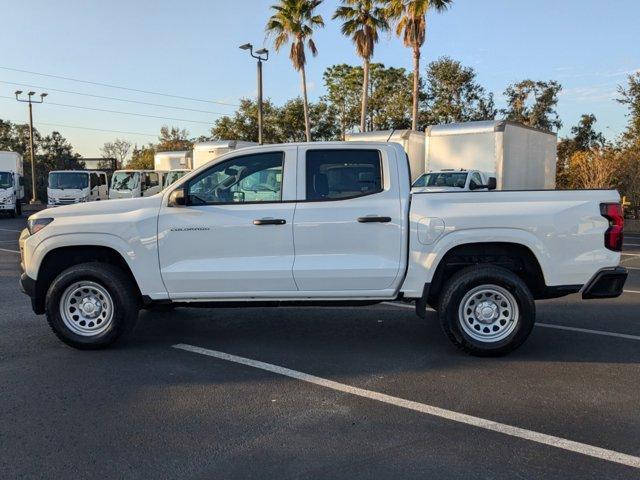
(1, 216, 639, 479)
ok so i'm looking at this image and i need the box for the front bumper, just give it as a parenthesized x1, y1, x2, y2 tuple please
(582, 267, 628, 299)
(20, 272, 43, 314)
(0, 203, 15, 210)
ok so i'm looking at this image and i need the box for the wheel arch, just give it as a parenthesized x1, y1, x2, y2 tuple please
(424, 241, 549, 311)
(32, 245, 142, 314)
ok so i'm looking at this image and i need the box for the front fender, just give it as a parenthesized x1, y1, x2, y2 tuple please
(25, 232, 168, 300)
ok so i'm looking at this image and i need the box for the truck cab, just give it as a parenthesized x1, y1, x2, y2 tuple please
(163, 169, 190, 188)
(109, 170, 162, 199)
(0, 151, 25, 217)
(412, 169, 496, 192)
(47, 170, 108, 207)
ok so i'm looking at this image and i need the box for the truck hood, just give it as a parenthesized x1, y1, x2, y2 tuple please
(48, 188, 85, 198)
(30, 195, 163, 220)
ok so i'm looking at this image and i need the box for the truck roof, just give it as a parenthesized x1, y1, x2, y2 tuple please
(426, 120, 556, 137)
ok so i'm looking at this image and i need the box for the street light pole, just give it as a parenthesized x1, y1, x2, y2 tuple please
(240, 43, 269, 145)
(15, 90, 47, 204)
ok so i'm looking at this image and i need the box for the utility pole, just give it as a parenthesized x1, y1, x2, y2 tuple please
(15, 90, 47, 204)
(239, 43, 269, 145)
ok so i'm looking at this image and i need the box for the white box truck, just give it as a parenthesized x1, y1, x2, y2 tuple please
(425, 120, 557, 190)
(345, 130, 425, 183)
(154, 151, 191, 171)
(154, 151, 192, 188)
(109, 170, 162, 199)
(192, 141, 258, 170)
(0, 151, 25, 217)
(47, 170, 109, 207)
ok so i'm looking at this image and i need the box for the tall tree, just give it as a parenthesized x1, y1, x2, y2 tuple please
(101, 138, 132, 169)
(211, 98, 281, 143)
(266, 0, 325, 141)
(556, 114, 606, 188)
(423, 57, 496, 124)
(501, 80, 562, 132)
(333, 0, 389, 132)
(157, 126, 193, 151)
(387, 0, 453, 131)
(128, 144, 155, 170)
(322, 64, 363, 138)
(617, 71, 640, 145)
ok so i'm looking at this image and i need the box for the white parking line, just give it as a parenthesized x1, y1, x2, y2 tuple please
(537, 323, 640, 341)
(381, 301, 640, 339)
(0, 228, 21, 233)
(0, 247, 19, 254)
(624, 243, 640, 247)
(173, 343, 640, 470)
(622, 253, 640, 257)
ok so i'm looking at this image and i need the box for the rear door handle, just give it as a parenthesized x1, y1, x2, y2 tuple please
(253, 218, 286, 225)
(357, 216, 392, 223)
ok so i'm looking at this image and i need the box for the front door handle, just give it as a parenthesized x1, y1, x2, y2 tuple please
(253, 218, 286, 225)
(358, 216, 392, 223)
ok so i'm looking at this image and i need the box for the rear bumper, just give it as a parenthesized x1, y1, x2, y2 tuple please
(582, 267, 628, 299)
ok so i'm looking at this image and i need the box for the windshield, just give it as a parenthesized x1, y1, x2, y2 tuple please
(0, 172, 13, 189)
(111, 172, 140, 190)
(413, 172, 468, 188)
(165, 171, 187, 187)
(48, 172, 89, 190)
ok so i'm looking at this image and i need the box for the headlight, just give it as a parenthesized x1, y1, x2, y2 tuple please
(27, 217, 54, 235)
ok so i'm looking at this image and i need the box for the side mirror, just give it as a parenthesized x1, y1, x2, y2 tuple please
(168, 188, 186, 207)
(487, 177, 497, 190)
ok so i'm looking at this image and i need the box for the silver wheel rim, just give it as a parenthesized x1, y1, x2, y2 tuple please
(458, 284, 519, 343)
(60, 281, 114, 337)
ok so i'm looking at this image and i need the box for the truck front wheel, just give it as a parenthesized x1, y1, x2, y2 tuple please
(438, 265, 535, 356)
(45, 262, 139, 349)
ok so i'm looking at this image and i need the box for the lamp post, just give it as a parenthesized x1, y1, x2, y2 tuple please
(15, 90, 47, 204)
(239, 43, 269, 145)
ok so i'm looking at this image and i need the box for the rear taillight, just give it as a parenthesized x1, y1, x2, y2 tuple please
(600, 203, 624, 251)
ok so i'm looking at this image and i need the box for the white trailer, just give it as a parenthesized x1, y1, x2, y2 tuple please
(425, 120, 557, 190)
(345, 130, 425, 183)
(0, 151, 25, 217)
(154, 151, 192, 171)
(192, 140, 258, 170)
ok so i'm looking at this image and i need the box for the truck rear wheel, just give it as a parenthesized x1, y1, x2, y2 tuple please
(438, 265, 535, 356)
(45, 262, 139, 349)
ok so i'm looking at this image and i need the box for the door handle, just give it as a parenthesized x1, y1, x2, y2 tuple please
(253, 218, 286, 225)
(357, 216, 392, 223)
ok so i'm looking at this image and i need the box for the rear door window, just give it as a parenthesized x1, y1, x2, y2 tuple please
(305, 149, 382, 201)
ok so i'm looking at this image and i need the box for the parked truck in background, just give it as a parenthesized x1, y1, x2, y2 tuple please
(347, 121, 556, 190)
(411, 169, 496, 192)
(47, 170, 109, 207)
(192, 140, 258, 170)
(154, 151, 192, 188)
(345, 130, 426, 183)
(19, 142, 627, 356)
(109, 170, 162, 199)
(426, 120, 557, 190)
(0, 151, 25, 217)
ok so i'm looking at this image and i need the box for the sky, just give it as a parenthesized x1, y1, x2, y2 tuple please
(0, 0, 638, 157)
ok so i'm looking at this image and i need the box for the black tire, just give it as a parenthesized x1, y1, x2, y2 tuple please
(9, 204, 16, 218)
(438, 265, 535, 357)
(16, 199, 21, 216)
(45, 262, 139, 349)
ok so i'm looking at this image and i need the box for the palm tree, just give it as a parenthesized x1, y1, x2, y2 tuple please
(266, 0, 325, 142)
(333, 1, 389, 133)
(387, 0, 453, 130)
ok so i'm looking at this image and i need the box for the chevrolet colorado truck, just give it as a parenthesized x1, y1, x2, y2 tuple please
(19, 142, 628, 356)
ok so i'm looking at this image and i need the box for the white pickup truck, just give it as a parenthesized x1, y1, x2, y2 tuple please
(19, 142, 627, 356)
